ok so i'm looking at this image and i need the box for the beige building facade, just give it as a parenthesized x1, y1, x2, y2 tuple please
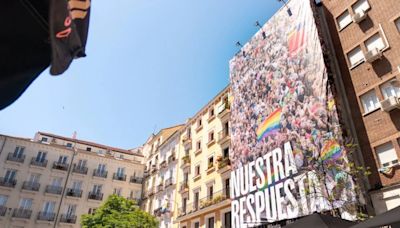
(0, 132, 144, 228)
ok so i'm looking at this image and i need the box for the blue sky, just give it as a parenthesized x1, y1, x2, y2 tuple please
(0, 0, 282, 149)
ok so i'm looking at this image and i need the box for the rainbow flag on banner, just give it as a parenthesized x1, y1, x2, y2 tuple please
(288, 23, 306, 56)
(320, 139, 342, 162)
(256, 108, 282, 141)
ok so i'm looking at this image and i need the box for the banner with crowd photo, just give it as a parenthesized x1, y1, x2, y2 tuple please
(229, 0, 358, 226)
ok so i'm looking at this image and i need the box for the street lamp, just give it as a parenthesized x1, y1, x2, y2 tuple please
(278, 0, 292, 16)
(255, 21, 267, 39)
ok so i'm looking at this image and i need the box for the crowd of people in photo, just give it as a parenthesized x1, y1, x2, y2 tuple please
(229, 0, 356, 209)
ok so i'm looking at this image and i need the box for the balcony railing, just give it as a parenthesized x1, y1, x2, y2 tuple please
(160, 160, 167, 169)
(217, 101, 230, 117)
(93, 169, 108, 178)
(113, 173, 127, 181)
(217, 129, 230, 143)
(164, 177, 173, 187)
(0, 177, 16, 188)
(151, 165, 158, 174)
(181, 155, 190, 167)
(156, 183, 164, 192)
(178, 189, 229, 217)
(22, 181, 40, 191)
(72, 164, 88, 175)
(0, 206, 7, 216)
(217, 157, 231, 170)
(45, 185, 63, 195)
(30, 157, 48, 167)
(52, 162, 69, 171)
(37, 212, 55, 221)
(66, 188, 83, 198)
(7, 153, 25, 163)
(179, 181, 189, 193)
(60, 214, 77, 224)
(129, 176, 143, 184)
(168, 154, 176, 163)
(88, 192, 103, 201)
(12, 208, 32, 219)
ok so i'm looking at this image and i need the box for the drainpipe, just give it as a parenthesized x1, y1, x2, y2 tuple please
(53, 143, 78, 228)
(0, 136, 7, 157)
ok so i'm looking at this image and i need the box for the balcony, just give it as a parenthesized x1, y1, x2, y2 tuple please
(182, 135, 192, 149)
(112, 173, 127, 181)
(207, 139, 216, 148)
(129, 176, 143, 184)
(93, 169, 108, 178)
(45, 186, 62, 195)
(147, 187, 155, 196)
(217, 101, 230, 118)
(12, 208, 32, 219)
(194, 148, 202, 156)
(52, 162, 69, 171)
(66, 188, 82, 198)
(30, 157, 48, 168)
(217, 157, 231, 173)
(217, 129, 230, 145)
(37, 212, 55, 221)
(72, 164, 88, 175)
(0, 206, 6, 216)
(164, 177, 173, 188)
(22, 181, 40, 192)
(88, 192, 103, 201)
(179, 181, 189, 193)
(6, 153, 25, 163)
(0, 177, 16, 188)
(181, 155, 190, 168)
(178, 189, 229, 218)
(156, 183, 164, 193)
(60, 214, 77, 224)
(206, 163, 215, 174)
(160, 160, 167, 169)
(151, 165, 158, 174)
(168, 154, 176, 164)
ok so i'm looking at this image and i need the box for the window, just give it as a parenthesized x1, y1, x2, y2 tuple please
(92, 185, 102, 194)
(187, 127, 191, 138)
(381, 80, 400, 99)
(113, 188, 122, 196)
(225, 178, 230, 198)
(224, 122, 229, 135)
(57, 155, 68, 164)
(51, 177, 63, 187)
(208, 185, 213, 200)
(209, 131, 215, 142)
(194, 221, 200, 228)
(28, 173, 40, 183)
(223, 147, 229, 158)
(365, 33, 386, 52)
(117, 167, 125, 176)
(182, 198, 187, 213)
(13, 146, 25, 158)
(4, 170, 16, 181)
(194, 192, 200, 210)
(208, 217, 215, 228)
(196, 141, 201, 150)
(183, 172, 189, 182)
(72, 181, 82, 190)
(43, 201, 56, 213)
(395, 18, 400, 33)
(86, 147, 91, 152)
(337, 10, 352, 30)
(36, 151, 47, 162)
(41, 137, 48, 142)
(224, 212, 232, 228)
(360, 90, 380, 113)
(66, 143, 73, 148)
(376, 142, 398, 168)
(66, 204, 77, 216)
(208, 156, 214, 169)
(209, 108, 215, 118)
(347, 46, 364, 67)
(19, 198, 33, 210)
(0, 195, 8, 206)
(195, 165, 200, 176)
(352, 0, 370, 14)
(98, 164, 106, 172)
(77, 159, 87, 168)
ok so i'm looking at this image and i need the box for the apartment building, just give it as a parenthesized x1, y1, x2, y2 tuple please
(321, 0, 400, 215)
(175, 86, 231, 228)
(0, 132, 145, 228)
(142, 125, 183, 228)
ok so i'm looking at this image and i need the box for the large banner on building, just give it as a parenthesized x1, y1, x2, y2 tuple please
(229, 0, 357, 226)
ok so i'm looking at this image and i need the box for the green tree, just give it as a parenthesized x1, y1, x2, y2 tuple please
(81, 195, 158, 228)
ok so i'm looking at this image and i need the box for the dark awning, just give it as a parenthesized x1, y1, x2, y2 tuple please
(0, 0, 90, 110)
(351, 206, 400, 228)
(284, 213, 356, 228)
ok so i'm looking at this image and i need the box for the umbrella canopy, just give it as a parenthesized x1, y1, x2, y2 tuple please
(351, 206, 400, 228)
(0, 0, 90, 110)
(284, 213, 356, 228)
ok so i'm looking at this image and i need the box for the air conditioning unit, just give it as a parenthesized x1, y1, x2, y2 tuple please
(380, 96, 400, 112)
(365, 48, 382, 63)
(352, 10, 367, 23)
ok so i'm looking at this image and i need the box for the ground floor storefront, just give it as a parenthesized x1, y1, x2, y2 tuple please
(370, 183, 400, 215)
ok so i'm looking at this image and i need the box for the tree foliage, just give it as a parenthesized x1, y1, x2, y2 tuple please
(81, 195, 158, 228)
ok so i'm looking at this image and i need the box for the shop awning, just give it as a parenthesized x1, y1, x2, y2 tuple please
(351, 206, 400, 228)
(0, 0, 90, 110)
(284, 213, 356, 228)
